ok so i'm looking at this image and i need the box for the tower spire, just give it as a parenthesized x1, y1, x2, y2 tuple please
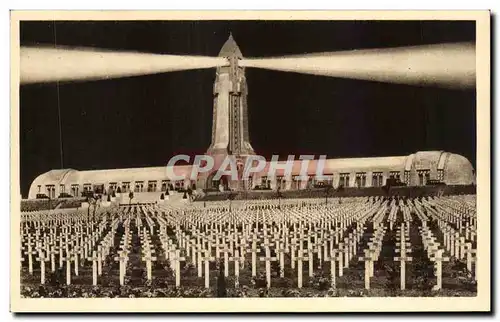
(207, 34, 254, 158)
(218, 33, 242, 58)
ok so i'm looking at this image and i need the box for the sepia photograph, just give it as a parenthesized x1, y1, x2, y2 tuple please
(10, 10, 490, 312)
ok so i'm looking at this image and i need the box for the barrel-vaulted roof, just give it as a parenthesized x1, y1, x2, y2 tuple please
(28, 169, 78, 198)
(27, 165, 194, 199)
(260, 155, 408, 177)
(27, 151, 474, 198)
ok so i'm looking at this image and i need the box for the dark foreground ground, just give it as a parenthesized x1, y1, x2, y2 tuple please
(20, 210, 477, 298)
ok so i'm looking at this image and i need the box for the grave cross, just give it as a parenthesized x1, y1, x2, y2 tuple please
(142, 251, 158, 281)
(464, 244, 477, 281)
(343, 238, 350, 268)
(23, 245, 37, 275)
(259, 247, 277, 289)
(170, 249, 186, 287)
(336, 244, 344, 276)
(394, 224, 413, 290)
(294, 250, 310, 289)
(247, 241, 259, 277)
(87, 250, 99, 286)
(430, 249, 450, 291)
(307, 245, 316, 277)
(196, 247, 204, 278)
(61, 252, 72, 285)
(228, 250, 244, 288)
(97, 245, 103, 275)
(72, 247, 82, 274)
(35, 250, 49, 285)
(275, 243, 289, 278)
(220, 247, 232, 277)
(359, 249, 374, 290)
(234, 240, 246, 261)
(289, 237, 299, 270)
(48, 245, 59, 272)
(394, 252, 412, 290)
(325, 249, 338, 289)
(214, 240, 226, 259)
(348, 233, 357, 261)
(458, 237, 467, 260)
(202, 250, 216, 289)
(453, 232, 460, 258)
(114, 250, 129, 286)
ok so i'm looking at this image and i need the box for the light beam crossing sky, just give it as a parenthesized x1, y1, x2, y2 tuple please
(240, 42, 475, 89)
(20, 42, 475, 89)
(20, 46, 229, 84)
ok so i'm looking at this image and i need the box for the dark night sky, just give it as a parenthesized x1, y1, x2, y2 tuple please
(19, 20, 476, 197)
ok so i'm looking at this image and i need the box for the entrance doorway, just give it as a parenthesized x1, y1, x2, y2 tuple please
(206, 173, 230, 191)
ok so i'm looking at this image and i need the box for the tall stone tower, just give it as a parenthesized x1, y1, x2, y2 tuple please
(206, 34, 255, 158)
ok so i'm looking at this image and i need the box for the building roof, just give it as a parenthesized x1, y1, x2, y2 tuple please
(28, 169, 78, 198)
(27, 151, 474, 198)
(27, 165, 195, 198)
(37, 169, 74, 183)
(260, 155, 408, 176)
(77, 166, 168, 184)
